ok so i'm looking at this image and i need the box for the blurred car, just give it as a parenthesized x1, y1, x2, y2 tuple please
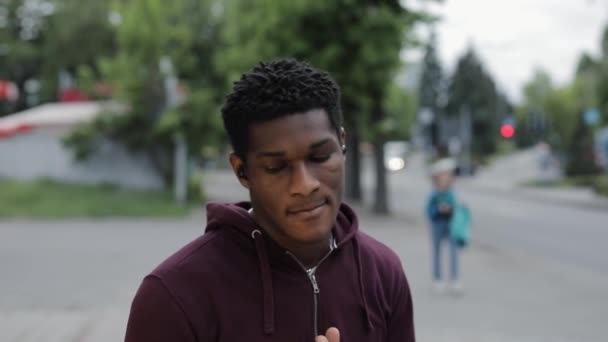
(384, 141, 409, 172)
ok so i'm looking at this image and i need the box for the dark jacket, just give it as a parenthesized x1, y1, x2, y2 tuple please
(125, 202, 415, 342)
(426, 190, 456, 222)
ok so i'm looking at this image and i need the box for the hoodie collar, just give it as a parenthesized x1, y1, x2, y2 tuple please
(204, 201, 372, 335)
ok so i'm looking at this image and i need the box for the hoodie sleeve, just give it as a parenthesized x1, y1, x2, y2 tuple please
(386, 264, 416, 342)
(125, 276, 196, 342)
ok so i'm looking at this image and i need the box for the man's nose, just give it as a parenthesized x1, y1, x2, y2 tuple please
(289, 162, 320, 196)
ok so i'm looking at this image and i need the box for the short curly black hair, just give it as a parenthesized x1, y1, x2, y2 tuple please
(221, 58, 342, 160)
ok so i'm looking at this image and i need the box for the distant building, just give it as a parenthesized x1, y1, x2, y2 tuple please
(0, 102, 164, 190)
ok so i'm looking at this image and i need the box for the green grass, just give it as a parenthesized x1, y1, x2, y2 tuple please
(593, 175, 608, 196)
(0, 178, 200, 219)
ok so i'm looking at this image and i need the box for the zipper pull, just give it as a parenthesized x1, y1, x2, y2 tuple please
(310, 273, 320, 294)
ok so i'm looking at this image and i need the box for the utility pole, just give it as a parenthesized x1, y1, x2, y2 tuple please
(160, 56, 188, 203)
(460, 105, 472, 175)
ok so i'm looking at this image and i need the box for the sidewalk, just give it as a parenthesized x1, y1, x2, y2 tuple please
(203, 169, 608, 342)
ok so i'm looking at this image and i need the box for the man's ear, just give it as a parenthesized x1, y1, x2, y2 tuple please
(340, 127, 347, 155)
(229, 153, 250, 189)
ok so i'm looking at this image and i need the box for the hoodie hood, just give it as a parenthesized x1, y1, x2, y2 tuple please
(203, 201, 372, 335)
(205, 202, 254, 235)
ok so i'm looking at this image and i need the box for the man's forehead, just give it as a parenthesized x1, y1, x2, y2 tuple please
(248, 110, 337, 152)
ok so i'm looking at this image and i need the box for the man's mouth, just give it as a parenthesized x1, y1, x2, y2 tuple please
(287, 200, 328, 215)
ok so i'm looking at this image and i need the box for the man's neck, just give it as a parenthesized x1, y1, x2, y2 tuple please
(248, 208, 334, 268)
(288, 238, 334, 269)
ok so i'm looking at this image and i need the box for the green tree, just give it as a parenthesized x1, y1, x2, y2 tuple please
(446, 47, 501, 158)
(519, 79, 579, 155)
(40, 0, 116, 100)
(517, 55, 601, 155)
(561, 24, 607, 175)
(577, 53, 598, 75)
(523, 69, 553, 107)
(597, 25, 608, 124)
(417, 32, 443, 147)
(565, 112, 601, 176)
(0, 0, 52, 114)
(516, 23, 607, 175)
(515, 69, 553, 147)
(383, 82, 417, 141)
(0, 0, 117, 114)
(541, 87, 576, 150)
(418, 32, 442, 113)
(64, 0, 226, 187)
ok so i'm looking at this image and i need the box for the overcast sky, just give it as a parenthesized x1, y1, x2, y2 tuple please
(407, 0, 608, 103)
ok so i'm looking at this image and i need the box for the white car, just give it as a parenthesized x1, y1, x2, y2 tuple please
(384, 141, 409, 171)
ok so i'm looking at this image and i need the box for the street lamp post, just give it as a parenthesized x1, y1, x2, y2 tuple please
(160, 56, 188, 204)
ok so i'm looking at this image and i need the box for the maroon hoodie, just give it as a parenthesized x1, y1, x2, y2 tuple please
(125, 202, 415, 342)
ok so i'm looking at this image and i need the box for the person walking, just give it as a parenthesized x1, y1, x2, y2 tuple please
(425, 157, 463, 294)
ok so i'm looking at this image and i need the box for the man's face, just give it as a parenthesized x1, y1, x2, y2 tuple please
(230, 109, 345, 249)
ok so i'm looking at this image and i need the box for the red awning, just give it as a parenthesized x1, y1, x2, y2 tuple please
(0, 122, 33, 139)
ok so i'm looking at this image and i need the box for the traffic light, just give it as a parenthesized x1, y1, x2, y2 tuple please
(500, 123, 515, 139)
(0, 80, 19, 102)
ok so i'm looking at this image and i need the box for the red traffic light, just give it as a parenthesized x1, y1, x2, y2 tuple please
(0, 80, 19, 102)
(500, 124, 515, 139)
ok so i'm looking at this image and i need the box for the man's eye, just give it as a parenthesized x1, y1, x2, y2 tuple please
(310, 154, 331, 163)
(264, 164, 286, 174)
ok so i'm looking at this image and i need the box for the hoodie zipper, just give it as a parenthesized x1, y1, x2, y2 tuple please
(286, 249, 333, 340)
(309, 269, 320, 338)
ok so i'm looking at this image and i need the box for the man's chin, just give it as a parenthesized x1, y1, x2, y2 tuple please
(287, 224, 333, 244)
(283, 206, 336, 241)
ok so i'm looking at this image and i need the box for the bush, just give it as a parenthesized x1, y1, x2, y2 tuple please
(592, 175, 608, 197)
(565, 114, 602, 177)
(565, 175, 598, 187)
(188, 171, 205, 203)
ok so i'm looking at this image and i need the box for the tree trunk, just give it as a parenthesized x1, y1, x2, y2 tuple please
(372, 138, 389, 214)
(149, 145, 174, 187)
(371, 98, 389, 215)
(345, 126, 363, 202)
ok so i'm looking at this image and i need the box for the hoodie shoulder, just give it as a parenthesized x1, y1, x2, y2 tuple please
(356, 231, 404, 272)
(150, 229, 225, 278)
(150, 202, 258, 279)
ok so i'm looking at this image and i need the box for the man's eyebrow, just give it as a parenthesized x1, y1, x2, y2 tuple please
(310, 138, 332, 149)
(255, 151, 285, 158)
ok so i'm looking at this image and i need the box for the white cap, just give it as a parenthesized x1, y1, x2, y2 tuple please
(430, 157, 457, 176)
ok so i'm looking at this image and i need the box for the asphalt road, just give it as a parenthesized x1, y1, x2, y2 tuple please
(362, 153, 608, 275)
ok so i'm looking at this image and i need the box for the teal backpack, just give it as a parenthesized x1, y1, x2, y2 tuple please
(450, 203, 471, 247)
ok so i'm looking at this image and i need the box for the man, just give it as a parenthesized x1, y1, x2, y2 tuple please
(125, 59, 415, 342)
